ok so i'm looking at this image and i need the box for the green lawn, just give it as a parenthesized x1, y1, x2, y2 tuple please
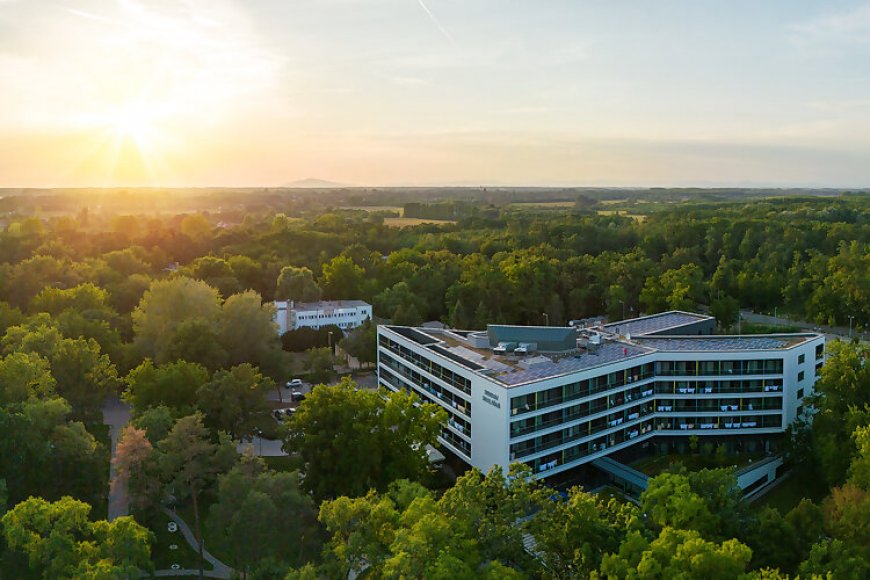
(142, 511, 201, 572)
(631, 452, 765, 477)
(755, 468, 829, 513)
(175, 501, 230, 570)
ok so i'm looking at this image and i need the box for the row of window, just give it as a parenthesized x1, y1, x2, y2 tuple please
(511, 375, 787, 420)
(654, 378, 784, 395)
(379, 375, 472, 450)
(654, 396, 783, 413)
(440, 427, 471, 457)
(512, 398, 784, 459)
(379, 355, 472, 419)
(297, 311, 365, 320)
(518, 413, 784, 469)
(379, 336, 472, 395)
(510, 363, 656, 415)
(655, 359, 784, 376)
(510, 391, 786, 439)
(510, 360, 786, 417)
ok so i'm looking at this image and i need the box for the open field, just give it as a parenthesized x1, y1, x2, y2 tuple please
(338, 205, 403, 214)
(383, 217, 456, 227)
(509, 201, 576, 208)
(596, 209, 648, 222)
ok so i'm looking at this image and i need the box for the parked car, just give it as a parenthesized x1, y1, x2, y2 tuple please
(285, 378, 303, 389)
(290, 391, 306, 402)
(273, 408, 297, 420)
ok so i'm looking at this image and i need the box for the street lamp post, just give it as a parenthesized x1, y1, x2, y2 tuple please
(328, 331, 334, 354)
(848, 315, 855, 340)
(619, 300, 626, 321)
(542, 312, 549, 326)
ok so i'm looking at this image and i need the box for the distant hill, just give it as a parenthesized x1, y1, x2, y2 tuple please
(283, 178, 350, 188)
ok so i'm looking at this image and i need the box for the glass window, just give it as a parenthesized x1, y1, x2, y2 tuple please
(798, 354, 805, 364)
(798, 371, 805, 382)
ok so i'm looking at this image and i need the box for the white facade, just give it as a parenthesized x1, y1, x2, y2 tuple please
(376, 314, 824, 479)
(274, 300, 372, 334)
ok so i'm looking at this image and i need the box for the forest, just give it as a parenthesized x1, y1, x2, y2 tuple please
(0, 189, 868, 578)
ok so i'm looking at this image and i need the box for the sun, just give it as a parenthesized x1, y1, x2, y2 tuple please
(93, 99, 173, 183)
(112, 103, 157, 148)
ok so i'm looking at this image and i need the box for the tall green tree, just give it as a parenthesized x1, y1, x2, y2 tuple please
(124, 359, 209, 413)
(283, 378, 445, 501)
(276, 266, 322, 302)
(600, 527, 753, 579)
(208, 454, 320, 574)
(1, 496, 152, 579)
(158, 414, 236, 576)
(196, 364, 274, 439)
(132, 276, 222, 363)
(219, 290, 279, 366)
(321, 256, 365, 300)
(811, 340, 870, 486)
(339, 319, 377, 367)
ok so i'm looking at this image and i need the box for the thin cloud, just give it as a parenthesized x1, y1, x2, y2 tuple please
(790, 3, 870, 47)
(417, 0, 454, 44)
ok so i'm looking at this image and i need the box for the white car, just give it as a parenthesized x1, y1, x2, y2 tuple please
(285, 378, 303, 389)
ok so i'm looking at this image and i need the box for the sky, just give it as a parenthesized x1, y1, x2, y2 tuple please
(1, 0, 870, 188)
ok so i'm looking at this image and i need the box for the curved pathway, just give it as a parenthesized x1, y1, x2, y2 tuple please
(148, 508, 233, 579)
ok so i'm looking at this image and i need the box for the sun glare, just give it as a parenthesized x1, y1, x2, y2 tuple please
(113, 105, 154, 146)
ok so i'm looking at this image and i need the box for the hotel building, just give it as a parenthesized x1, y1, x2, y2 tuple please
(376, 312, 824, 479)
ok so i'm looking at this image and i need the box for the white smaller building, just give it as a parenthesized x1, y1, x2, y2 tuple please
(274, 300, 372, 335)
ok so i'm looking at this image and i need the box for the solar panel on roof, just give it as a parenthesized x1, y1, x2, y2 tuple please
(635, 336, 793, 351)
(604, 312, 710, 336)
(429, 345, 484, 370)
(391, 326, 439, 345)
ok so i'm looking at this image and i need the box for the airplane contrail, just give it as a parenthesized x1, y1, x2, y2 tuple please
(417, 0, 455, 44)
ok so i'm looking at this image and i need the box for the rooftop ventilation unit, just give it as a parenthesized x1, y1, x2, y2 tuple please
(493, 341, 517, 355)
(514, 342, 538, 355)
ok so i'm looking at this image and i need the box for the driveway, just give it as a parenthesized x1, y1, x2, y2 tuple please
(236, 437, 288, 457)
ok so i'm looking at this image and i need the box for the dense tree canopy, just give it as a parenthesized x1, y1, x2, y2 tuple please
(1, 191, 869, 576)
(283, 378, 446, 500)
(1, 496, 153, 579)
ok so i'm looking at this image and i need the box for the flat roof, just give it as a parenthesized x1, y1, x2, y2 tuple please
(495, 341, 653, 387)
(381, 324, 821, 388)
(633, 334, 817, 351)
(602, 311, 713, 336)
(289, 300, 371, 310)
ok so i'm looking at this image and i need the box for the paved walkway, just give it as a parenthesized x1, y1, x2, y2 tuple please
(237, 437, 288, 457)
(151, 508, 233, 579)
(102, 396, 132, 521)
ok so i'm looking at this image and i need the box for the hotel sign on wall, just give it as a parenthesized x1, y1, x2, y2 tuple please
(483, 389, 501, 409)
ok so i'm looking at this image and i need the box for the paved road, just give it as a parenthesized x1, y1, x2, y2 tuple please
(102, 396, 132, 521)
(741, 310, 868, 343)
(236, 437, 288, 457)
